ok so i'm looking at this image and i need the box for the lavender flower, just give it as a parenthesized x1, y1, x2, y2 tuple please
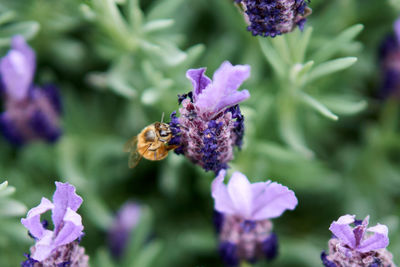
(234, 0, 312, 37)
(21, 182, 89, 267)
(321, 215, 395, 267)
(380, 18, 400, 99)
(169, 61, 250, 173)
(211, 170, 298, 266)
(108, 202, 141, 259)
(0, 35, 62, 146)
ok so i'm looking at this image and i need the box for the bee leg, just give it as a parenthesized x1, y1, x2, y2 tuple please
(154, 150, 157, 160)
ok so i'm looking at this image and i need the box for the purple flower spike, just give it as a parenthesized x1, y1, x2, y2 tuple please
(168, 61, 250, 173)
(21, 182, 89, 266)
(0, 36, 62, 145)
(0, 35, 35, 101)
(394, 18, 400, 45)
(379, 17, 400, 99)
(235, 0, 311, 37)
(108, 202, 141, 259)
(211, 171, 297, 266)
(322, 215, 395, 267)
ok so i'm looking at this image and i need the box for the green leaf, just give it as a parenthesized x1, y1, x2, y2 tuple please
(147, 0, 186, 20)
(270, 35, 292, 64)
(258, 37, 285, 78)
(0, 185, 15, 198)
(312, 24, 364, 63)
(307, 57, 357, 83)
(0, 181, 8, 192)
(278, 97, 314, 158)
(299, 92, 339, 121)
(131, 241, 163, 267)
(142, 19, 174, 33)
(0, 21, 40, 46)
(319, 95, 368, 115)
(93, 248, 116, 267)
(0, 200, 26, 217)
(127, 0, 143, 31)
(0, 11, 15, 26)
(83, 193, 113, 230)
(289, 61, 314, 86)
(153, 40, 187, 66)
(288, 26, 313, 63)
(122, 207, 153, 266)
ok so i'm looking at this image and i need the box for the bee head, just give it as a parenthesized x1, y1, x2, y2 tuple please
(156, 122, 171, 139)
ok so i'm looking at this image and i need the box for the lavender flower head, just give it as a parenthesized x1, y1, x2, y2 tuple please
(234, 0, 312, 37)
(21, 182, 89, 267)
(211, 170, 298, 266)
(321, 215, 395, 267)
(169, 61, 250, 173)
(108, 202, 141, 259)
(0, 35, 62, 146)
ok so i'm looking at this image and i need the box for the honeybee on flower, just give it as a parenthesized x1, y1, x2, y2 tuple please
(123, 115, 177, 168)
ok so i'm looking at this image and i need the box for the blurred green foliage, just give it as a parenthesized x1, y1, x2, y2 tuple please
(0, 0, 400, 266)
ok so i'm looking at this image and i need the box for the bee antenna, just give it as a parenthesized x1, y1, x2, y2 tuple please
(160, 112, 165, 123)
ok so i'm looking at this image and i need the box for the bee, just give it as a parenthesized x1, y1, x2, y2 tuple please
(123, 118, 176, 168)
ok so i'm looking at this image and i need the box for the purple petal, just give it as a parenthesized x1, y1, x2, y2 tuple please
(251, 181, 298, 220)
(0, 111, 26, 146)
(53, 208, 83, 247)
(186, 68, 211, 100)
(195, 61, 250, 115)
(0, 35, 35, 101)
(353, 216, 369, 246)
(357, 224, 389, 253)
(227, 172, 252, 218)
(21, 197, 54, 240)
(394, 18, 400, 45)
(211, 170, 235, 214)
(329, 215, 356, 249)
(108, 202, 141, 259)
(261, 233, 278, 260)
(51, 182, 83, 231)
(31, 230, 55, 261)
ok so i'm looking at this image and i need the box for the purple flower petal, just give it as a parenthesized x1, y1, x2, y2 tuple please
(0, 35, 35, 101)
(108, 202, 141, 259)
(53, 208, 83, 248)
(212, 170, 235, 214)
(251, 181, 298, 221)
(51, 182, 83, 231)
(227, 172, 252, 219)
(329, 215, 356, 249)
(357, 224, 389, 253)
(353, 216, 369, 246)
(186, 68, 211, 100)
(394, 18, 400, 45)
(21, 197, 54, 240)
(31, 230, 54, 261)
(195, 61, 250, 116)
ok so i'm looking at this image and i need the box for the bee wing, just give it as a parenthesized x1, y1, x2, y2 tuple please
(123, 136, 138, 153)
(123, 136, 141, 168)
(128, 149, 143, 169)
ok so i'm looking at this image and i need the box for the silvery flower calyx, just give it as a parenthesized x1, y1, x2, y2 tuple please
(234, 0, 312, 37)
(0, 35, 62, 146)
(21, 182, 89, 267)
(211, 170, 298, 266)
(321, 215, 395, 267)
(169, 61, 250, 173)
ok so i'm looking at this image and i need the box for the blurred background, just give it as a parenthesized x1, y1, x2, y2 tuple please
(0, 0, 400, 266)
